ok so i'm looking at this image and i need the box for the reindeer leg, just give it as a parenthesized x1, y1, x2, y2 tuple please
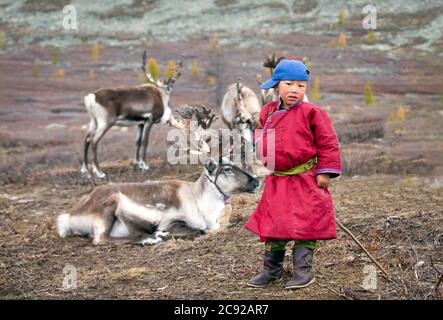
(241, 130, 253, 173)
(165, 220, 205, 240)
(91, 122, 112, 180)
(133, 123, 144, 167)
(81, 133, 91, 178)
(97, 221, 156, 245)
(81, 120, 96, 179)
(137, 119, 154, 171)
(97, 228, 150, 245)
(92, 201, 154, 245)
(114, 206, 167, 245)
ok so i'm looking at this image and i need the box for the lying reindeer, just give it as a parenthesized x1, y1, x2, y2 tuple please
(81, 51, 187, 180)
(57, 158, 259, 245)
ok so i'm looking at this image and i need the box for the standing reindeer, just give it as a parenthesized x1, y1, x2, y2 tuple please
(256, 54, 309, 105)
(221, 81, 261, 171)
(81, 51, 184, 180)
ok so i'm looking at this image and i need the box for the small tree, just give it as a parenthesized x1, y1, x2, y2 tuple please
(396, 106, 406, 121)
(367, 30, 376, 45)
(208, 36, 220, 53)
(191, 60, 200, 78)
(310, 78, 321, 101)
(147, 58, 159, 82)
(207, 35, 224, 105)
(0, 31, 4, 49)
(207, 76, 216, 87)
(364, 81, 376, 106)
(51, 47, 59, 65)
(88, 70, 96, 80)
(32, 58, 40, 77)
(405, 176, 414, 187)
(91, 43, 100, 62)
(163, 60, 177, 79)
(54, 68, 65, 78)
(338, 9, 345, 26)
(338, 33, 347, 48)
(302, 56, 311, 69)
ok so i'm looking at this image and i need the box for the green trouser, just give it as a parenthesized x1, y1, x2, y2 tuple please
(265, 239, 317, 252)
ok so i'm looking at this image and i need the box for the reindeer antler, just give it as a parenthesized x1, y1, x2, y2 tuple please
(164, 55, 184, 92)
(263, 53, 285, 74)
(176, 104, 217, 129)
(141, 50, 160, 87)
(196, 104, 218, 129)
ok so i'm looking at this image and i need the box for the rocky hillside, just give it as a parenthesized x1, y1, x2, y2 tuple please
(0, 0, 442, 53)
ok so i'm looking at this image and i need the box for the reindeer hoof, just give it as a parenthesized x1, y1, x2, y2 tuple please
(154, 231, 171, 240)
(92, 169, 107, 180)
(136, 161, 150, 171)
(80, 167, 91, 179)
(139, 237, 162, 246)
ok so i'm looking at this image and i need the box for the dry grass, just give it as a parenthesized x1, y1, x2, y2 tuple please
(0, 170, 441, 300)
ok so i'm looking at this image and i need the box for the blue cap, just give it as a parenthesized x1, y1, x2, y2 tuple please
(260, 59, 310, 90)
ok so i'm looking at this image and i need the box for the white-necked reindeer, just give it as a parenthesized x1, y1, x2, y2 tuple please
(81, 51, 185, 180)
(221, 81, 261, 171)
(257, 54, 309, 105)
(57, 157, 259, 245)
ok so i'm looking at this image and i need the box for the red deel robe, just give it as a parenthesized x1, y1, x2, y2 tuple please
(245, 100, 341, 241)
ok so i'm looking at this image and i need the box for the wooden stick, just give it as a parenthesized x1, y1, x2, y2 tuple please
(336, 218, 390, 278)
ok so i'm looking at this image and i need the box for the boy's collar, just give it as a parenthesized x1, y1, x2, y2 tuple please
(277, 98, 303, 110)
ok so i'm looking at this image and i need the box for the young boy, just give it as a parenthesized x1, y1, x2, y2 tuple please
(246, 59, 341, 289)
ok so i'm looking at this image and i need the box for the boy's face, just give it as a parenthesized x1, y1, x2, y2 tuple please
(275, 80, 307, 107)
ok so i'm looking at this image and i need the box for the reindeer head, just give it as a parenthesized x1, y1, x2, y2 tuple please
(174, 105, 219, 155)
(204, 158, 259, 196)
(141, 50, 183, 95)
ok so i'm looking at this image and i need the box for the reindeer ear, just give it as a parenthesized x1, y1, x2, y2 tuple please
(205, 158, 218, 173)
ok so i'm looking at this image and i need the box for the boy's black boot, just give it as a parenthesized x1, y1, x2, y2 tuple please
(285, 246, 315, 289)
(247, 250, 285, 288)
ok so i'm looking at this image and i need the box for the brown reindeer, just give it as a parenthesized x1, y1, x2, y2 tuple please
(81, 51, 185, 180)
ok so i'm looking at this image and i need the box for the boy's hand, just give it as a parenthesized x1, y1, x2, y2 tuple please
(316, 173, 330, 189)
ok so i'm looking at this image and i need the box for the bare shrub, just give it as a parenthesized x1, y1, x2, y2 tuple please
(0, 132, 22, 148)
(336, 115, 385, 144)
